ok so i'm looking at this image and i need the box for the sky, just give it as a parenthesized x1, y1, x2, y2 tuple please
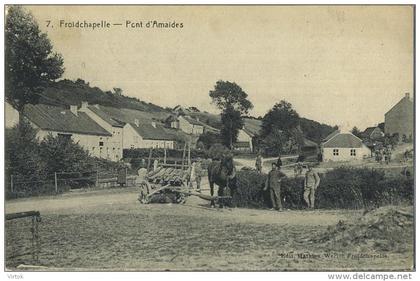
(25, 5, 414, 130)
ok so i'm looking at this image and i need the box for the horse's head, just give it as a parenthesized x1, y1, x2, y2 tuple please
(221, 155, 234, 175)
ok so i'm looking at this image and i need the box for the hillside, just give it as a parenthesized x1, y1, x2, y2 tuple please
(39, 79, 168, 114)
(36, 78, 335, 143)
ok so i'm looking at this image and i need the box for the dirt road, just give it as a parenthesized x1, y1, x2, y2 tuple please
(5, 187, 413, 271)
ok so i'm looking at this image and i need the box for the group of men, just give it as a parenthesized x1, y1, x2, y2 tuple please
(257, 154, 320, 211)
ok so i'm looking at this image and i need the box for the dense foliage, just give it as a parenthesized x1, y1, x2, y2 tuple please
(5, 6, 64, 112)
(197, 131, 222, 150)
(299, 118, 337, 143)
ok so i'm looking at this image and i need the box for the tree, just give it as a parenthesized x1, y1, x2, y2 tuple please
(261, 100, 300, 138)
(5, 6, 64, 116)
(209, 80, 253, 149)
(197, 131, 222, 150)
(351, 126, 361, 138)
(260, 101, 300, 156)
(220, 107, 243, 148)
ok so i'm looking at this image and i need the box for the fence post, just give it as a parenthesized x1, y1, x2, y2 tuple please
(10, 175, 14, 193)
(96, 171, 99, 187)
(164, 146, 167, 164)
(125, 167, 128, 186)
(54, 172, 58, 194)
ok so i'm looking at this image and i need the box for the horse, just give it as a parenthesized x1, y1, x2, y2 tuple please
(207, 155, 237, 208)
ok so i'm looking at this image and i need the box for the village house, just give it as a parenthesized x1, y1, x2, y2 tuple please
(78, 102, 124, 160)
(361, 126, 384, 141)
(168, 115, 205, 135)
(5, 101, 19, 128)
(321, 131, 371, 162)
(123, 119, 175, 149)
(384, 93, 413, 141)
(233, 128, 255, 152)
(23, 103, 116, 160)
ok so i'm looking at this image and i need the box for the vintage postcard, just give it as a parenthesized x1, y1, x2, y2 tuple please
(4, 4, 415, 273)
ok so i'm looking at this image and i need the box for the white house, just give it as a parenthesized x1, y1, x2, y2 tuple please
(322, 131, 371, 162)
(123, 119, 175, 149)
(23, 103, 116, 160)
(171, 115, 205, 135)
(234, 128, 254, 152)
(78, 102, 124, 160)
(5, 101, 19, 128)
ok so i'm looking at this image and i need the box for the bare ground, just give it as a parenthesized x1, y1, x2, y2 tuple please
(5, 185, 414, 271)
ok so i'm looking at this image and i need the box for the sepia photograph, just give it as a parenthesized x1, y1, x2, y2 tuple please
(3, 3, 415, 273)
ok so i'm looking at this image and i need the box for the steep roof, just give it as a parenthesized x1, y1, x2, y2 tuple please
(87, 105, 125, 127)
(363, 127, 376, 136)
(385, 95, 413, 116)
(243, 118, 262, 136)
(130, 123, 175, 141)
(323, 133, 364, 148)
(24, 104, 111, 136)
(362, 126, 382, 138)
(182, 115, 204, 126)
(322, 130, 340, 142)
(242, 127, 255, 137)
(303, 137, 318, 148)
(88, 104, 170, 124)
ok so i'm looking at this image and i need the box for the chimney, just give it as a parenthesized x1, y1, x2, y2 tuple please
(81, 101, 88, 110)
(134, 118, 139, 127)
(151, 121, 156, 128)
(70, 105, 78, 116)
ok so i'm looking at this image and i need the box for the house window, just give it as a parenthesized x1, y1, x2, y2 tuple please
(99, 141, 104, 147)
(350, 149, 356, 156)
(333, 149, 339, 156)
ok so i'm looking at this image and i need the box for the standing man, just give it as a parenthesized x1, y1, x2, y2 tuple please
(264, 163, 286, 211)
(255, 153, 263, 173)
(194, 158, 203, 192)
(303, 165, 320, 209)
(276, 153, 283, 168)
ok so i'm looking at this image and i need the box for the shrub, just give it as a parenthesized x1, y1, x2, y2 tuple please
(234, 170, 304, 209)
(235, 167, 414, 210)
(5, 122, 111, 198)
(234, 170, 267, 208)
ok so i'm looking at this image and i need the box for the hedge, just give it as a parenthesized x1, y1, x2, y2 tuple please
(234, 167, 414, 209)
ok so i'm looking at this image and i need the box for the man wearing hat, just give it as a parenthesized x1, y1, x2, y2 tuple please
(189, 158, 203, 192)
(303, 165, 320, 209)
(263, 162, 286, 211)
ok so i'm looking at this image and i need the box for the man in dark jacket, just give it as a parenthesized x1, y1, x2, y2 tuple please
(276, 154, 283, 168)
(264, 163, 286, 211)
